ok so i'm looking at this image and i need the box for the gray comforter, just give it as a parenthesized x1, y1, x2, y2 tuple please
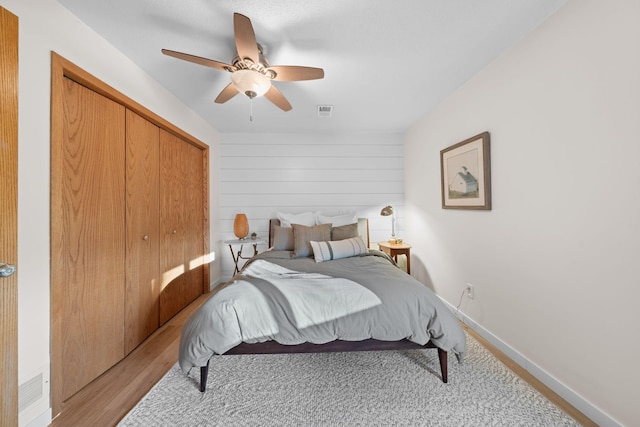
(179, 250, 466, 373)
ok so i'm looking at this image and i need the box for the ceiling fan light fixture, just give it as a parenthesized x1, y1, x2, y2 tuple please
(231, 69, 271, 98)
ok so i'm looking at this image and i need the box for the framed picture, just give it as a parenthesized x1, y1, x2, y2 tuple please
(440, 131, 491, 210)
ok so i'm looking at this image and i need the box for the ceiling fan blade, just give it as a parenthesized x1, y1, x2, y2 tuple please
(264, 85, 292, 112)
(162, 49, 233, 72)
(215, 83, 239, 104)
(267, 65, 325, 82)
(233, 13, 260, 65)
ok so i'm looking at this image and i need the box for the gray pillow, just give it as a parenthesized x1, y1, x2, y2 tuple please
(331, 223, 358, 241)
(272, 225, 294, 251)
(291, 223, 332, 258)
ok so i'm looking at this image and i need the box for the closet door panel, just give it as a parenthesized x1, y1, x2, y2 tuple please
(57, 78, 126, 401)
(159, 130, 203, 324)
(125, 109, 160, 354)
(183, 142, 204, 304)
(159, 130, 187, 324)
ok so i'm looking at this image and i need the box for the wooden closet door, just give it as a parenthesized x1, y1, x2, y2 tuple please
(183, 142, 204, 297)
(159, 130, 204, 324)
(52, 78, 126, 402)
(125, 110, 160, 354)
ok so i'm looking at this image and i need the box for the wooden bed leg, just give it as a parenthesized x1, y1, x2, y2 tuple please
(438, 348, 448, 383)
(200, 360, 210, 392)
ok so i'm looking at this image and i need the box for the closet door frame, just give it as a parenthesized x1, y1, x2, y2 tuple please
(50, 52, 210, 417)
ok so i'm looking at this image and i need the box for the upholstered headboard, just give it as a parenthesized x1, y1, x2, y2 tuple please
(269, 218, 370, 248)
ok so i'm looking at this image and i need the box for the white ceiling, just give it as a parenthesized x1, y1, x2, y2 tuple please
(56, 0, 567, 134)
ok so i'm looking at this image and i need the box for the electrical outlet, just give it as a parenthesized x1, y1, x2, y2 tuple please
(466, 283, 474, 299)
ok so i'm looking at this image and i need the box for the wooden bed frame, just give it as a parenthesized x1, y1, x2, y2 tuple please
(198, 218, 449, 392)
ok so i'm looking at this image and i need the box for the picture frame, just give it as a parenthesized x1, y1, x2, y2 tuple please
(440, 131, 491, 210)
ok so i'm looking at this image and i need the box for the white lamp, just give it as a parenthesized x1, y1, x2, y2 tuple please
(380, 205, 395, 240)
(231, 69, 271, 99)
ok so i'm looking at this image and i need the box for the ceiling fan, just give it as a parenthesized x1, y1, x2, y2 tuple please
(162, 13, 324, 112)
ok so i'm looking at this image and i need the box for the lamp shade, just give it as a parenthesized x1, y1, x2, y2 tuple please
(380, 205, 393, 216)
(231, 69, 271, 99)
(380, 205, 395, 239)
(233, 213, 250, 239)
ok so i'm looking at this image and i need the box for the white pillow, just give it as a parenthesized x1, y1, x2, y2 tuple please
(309, 236, 368, 263)
(277, 211, 318, 228)
(315, 213, 357, 227)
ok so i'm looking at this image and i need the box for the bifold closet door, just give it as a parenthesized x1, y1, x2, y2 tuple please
(52, 77, 126, 402)
(125, 109, 160, 354)
(159, 130, 204, 325)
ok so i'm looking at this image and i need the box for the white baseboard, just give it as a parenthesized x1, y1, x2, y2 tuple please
(23, 408, 51, 427)
(209, 277, 223, 291)
(440, 298, 621, 427)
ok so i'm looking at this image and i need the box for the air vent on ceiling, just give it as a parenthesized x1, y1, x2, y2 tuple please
(317, 105, 333, 118)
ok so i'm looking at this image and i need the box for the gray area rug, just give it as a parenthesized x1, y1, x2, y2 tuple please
(119, 332, 578, 426)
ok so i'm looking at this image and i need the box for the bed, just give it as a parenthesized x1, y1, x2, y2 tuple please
(179, 217, 466, 392)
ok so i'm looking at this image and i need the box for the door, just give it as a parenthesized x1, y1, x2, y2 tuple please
(0, 6, 19, 426)
(125, 109, 160, 354)
(183, 141, 205, 302)
(158, 130, 204, 324)
(51, 77, 126, 404)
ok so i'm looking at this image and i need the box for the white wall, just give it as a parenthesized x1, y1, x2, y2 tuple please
(0, 1, 222, 425)
(404, 0, 638, 426)
(219, 132, 404, 279)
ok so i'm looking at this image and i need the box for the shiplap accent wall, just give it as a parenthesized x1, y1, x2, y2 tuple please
(219, 132, 404, 280)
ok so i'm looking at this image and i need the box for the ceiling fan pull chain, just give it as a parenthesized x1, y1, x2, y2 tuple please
(249, 97, 253, 122)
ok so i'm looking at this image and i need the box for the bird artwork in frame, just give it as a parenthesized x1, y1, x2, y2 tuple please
(440, 132, 491, 210)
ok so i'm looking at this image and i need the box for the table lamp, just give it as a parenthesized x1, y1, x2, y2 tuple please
(380, 205, 396, 241)
(233, 213, 249, 239)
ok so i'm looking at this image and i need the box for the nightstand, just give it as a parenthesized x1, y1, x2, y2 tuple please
(377, 241, 412, 274)
(224, 238, 267, 274)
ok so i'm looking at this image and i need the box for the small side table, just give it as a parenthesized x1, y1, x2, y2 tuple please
(377, 241, 412, 274)
(224, 238, 267, 274)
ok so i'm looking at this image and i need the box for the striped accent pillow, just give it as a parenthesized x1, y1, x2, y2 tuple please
(309, 236, 368, 263)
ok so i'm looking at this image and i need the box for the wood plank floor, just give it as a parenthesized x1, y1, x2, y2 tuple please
(49, 294, 209, 427)
(49, 297, 596, 427)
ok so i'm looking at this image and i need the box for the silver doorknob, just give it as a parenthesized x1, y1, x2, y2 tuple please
(0, 263, 16, 277)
